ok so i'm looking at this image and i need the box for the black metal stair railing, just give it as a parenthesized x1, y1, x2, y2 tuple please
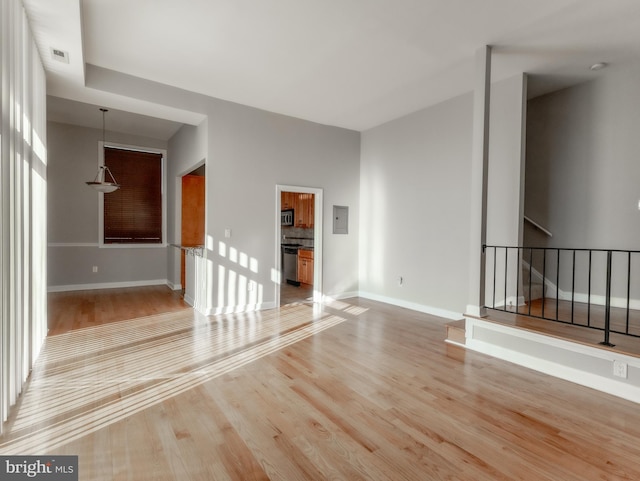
(483, 245, 640, 346)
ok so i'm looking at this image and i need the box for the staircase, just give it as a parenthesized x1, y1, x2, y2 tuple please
(522, 262, 545, 304)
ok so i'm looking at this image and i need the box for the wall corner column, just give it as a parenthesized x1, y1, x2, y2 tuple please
(466, 45, 492, 318)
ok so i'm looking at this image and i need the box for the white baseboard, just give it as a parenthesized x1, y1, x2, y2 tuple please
(558, 291, 640, 310)
(444, 339, 466, 348)
(465, 316, 640, 404)
(524, 260, 640, 309)
(465, 305, 487, 318)
(48, 279, 169, 293)
(322, 291, 360, 303)
(492, 295, 526, 309)
(359, 291, 462, 321)
(166, 281, 182, 291)
(184, 293, 195, 307)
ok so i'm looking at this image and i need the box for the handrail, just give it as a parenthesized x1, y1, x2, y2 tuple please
(483, 245, 640, 347)
(524, 215, 552, 237)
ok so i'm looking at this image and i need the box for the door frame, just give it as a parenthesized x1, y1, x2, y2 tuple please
(276, 184, 323, 305)
(175, 160, 206, 291)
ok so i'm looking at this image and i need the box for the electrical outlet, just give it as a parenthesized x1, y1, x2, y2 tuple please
(92, 266, 98, 273)
(613, 360, 628, 379)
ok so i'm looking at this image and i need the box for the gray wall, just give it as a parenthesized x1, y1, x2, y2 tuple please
(486, 74, 527, 248)
(90, 66, 362, 312)
(166, 121, 208, 288)
(526, 62, 640, 250)
(204, 102, 361, 310)
(360, 93, 474, 316)
(55, 63, 529, 316)
(47, 121, 169, 289)
(485, 74, 528, 306)
(359, 75, 528, 317)
(525, 61, 640, 303)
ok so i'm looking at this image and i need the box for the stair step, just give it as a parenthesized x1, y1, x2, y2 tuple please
(445, 319, 466, 346)
(523, 282, 544, 302)
(522, 263, 545, 302)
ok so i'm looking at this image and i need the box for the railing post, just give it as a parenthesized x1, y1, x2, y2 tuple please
(626, 251, 631, 334)
(492, 246, 497, 309)
(587, 250, 592, 327)
(542, 249, 547, 319)
(600, 250, 615, 347)
(528, 248, 533, 316)
(504, 247, 508, 312)
(571, 250, 576, 324)
(516, 247, 520, 314)
(555, 248, 560, 321)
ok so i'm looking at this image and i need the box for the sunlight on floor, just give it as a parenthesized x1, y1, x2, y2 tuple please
(0, 301, 368, 454)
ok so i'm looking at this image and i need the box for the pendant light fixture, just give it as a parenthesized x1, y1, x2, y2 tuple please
(86, 108, 120, 193)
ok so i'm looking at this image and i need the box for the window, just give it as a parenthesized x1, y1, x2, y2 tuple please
(102, 146, 165, 245)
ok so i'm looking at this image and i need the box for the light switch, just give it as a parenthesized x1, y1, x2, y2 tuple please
(224, 228, 231, 238)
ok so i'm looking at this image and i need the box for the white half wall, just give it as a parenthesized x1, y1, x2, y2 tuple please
(465, 317, 640, 404)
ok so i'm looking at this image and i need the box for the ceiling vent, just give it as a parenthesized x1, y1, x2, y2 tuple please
(50, 47, 69, 63)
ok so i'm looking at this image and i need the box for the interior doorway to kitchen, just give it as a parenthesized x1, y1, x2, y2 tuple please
(277, 185, 323, 306)
(181, 165, 205, 291)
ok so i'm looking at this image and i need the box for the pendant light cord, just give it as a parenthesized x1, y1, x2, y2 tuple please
(100, 108, 108, 146)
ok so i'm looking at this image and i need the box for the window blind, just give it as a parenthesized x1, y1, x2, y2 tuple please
(104, 147, 163, 244)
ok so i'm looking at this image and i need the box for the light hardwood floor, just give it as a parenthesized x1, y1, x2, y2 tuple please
(487, 298, 640, 357)
(280, 282, 313, 306)
(2, 286, 640, 480)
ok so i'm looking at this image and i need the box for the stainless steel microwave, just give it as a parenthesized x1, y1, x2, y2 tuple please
(281, 209, 294, 226)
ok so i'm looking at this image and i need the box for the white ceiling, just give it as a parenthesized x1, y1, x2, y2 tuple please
(22, 0, 640, 138)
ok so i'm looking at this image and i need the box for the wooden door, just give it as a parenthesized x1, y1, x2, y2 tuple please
(181, 175, 205, 288)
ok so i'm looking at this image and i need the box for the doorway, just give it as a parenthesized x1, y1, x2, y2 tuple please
(277, 185, 323, 306)
(181, 166, 205, 290)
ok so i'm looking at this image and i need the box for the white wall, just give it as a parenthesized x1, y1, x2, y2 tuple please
(47, 120, 170, 290)
(359, 93, 473, 317)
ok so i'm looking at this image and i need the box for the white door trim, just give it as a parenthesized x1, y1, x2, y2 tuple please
(276, 185, 323, 305)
